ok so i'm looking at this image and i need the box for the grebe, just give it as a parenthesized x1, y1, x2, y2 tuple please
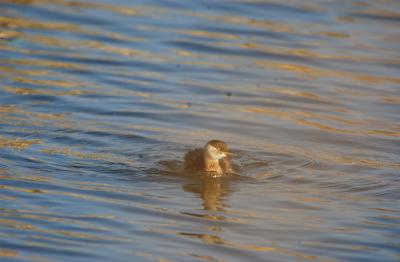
(184, 140, 233, 176)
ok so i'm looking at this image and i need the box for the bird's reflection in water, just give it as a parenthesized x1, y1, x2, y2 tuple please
(183, 176, 232, 211)
(157, 159, 239, 212)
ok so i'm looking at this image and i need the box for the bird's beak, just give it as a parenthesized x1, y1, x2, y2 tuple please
(224, 151, 234, 156)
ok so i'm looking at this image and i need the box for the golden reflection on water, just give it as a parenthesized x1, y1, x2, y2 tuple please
(2, 58, 84, 71)
(179, 231, 276, 252)
(4, 0, 166, 18)
(185, 253, 227, 262)
(183, 177, 230, 212)
(262, 142, 400, 170)
(0, 135, 40, 150)
(192, 12, 294, 33)
(41, 146, 132, 164)
(172, 218, 338, 262)
(0, 16, 81, 32)
(0, 104, 70, 135)
(256, 60, 400, 84)
(0, 66, 51, 77)
(21, 34, 169, 63)
(269, 87, 322, 100)
(0, 30, 20, 40)
(147, 225, 282, 255)
(0, 250, 18, 257)
(135, 252, 174, 262)
(0, 215, 130, 243)
(1, 0, 399, 261)
(237, 43, 379, 64)
(4, 86, 91, 96)
(178, 29, 241, 41)
(13, 76, 87, 89)
(245, 106, 400, 138)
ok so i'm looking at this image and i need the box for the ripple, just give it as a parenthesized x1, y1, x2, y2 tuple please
(1, 0, 400, 261)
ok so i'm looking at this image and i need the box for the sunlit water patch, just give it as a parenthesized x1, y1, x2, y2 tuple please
(1, 0, 399, 261)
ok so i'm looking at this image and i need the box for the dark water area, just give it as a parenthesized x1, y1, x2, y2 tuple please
(0, 0, 400, 261)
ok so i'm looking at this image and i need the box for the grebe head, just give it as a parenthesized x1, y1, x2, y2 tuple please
(204, 140, 230, 160)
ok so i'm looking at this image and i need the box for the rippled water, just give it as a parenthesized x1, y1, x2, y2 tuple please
(1, 0, 399, 261)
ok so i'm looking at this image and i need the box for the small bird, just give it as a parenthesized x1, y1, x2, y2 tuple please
(184, 140, 234, 177)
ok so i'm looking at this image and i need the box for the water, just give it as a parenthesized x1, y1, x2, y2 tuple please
(0, 0, 399, 261)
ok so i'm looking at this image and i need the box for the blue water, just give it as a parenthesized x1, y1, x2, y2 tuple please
(0, 0, 399, 261)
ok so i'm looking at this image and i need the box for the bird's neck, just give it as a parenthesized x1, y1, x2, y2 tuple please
(204, 157, 222, 174)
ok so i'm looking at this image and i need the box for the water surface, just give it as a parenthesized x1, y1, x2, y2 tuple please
(0, 0, 399, 261)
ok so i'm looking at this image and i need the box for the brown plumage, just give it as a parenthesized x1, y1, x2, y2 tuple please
(208, 140, 229, 152)
(184, 148, 205, 171)
(184, 140, 233, 176)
